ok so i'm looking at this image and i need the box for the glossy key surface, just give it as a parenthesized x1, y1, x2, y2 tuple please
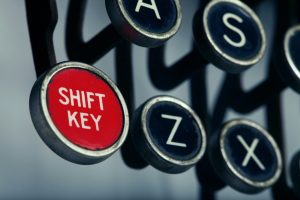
(131, 96, 206, 173)
(30, 61, 129, 164)
(193, 0, 266, 73)
(210, 119, 282, 193)
(106, 0, 182, 47)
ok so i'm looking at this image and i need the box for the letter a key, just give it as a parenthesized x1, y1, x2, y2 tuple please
(106, 0, 182, 47)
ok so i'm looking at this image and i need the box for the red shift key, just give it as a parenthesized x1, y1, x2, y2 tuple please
(30, 61, 129, 164)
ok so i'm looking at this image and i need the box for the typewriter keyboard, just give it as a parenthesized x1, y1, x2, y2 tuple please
(0, 0, 299, 199)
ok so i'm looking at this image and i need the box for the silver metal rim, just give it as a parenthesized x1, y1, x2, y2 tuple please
(117, 0, 182, 41)
(284, 25, 300, 79)
(203, 0, 266, 67)
(40, 61, 129, 158)
(220, 119, 282, 188)
(141, 96, 206, 166)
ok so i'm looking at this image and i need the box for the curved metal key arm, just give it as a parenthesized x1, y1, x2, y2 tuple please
(26, 0, 58, 77)
(66, 0, 122, 64)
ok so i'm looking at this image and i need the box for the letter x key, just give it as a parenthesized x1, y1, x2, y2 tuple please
(209, 119, 282, 193)
(237, 135, 266, 170)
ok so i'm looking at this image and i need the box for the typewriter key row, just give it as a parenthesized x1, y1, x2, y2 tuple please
(70, 0, 300, 83)
(29, 61, 282, 194)
(26, 0, 300, 197)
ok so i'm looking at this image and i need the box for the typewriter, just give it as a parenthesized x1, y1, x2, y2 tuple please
(0, 0, 299, 199)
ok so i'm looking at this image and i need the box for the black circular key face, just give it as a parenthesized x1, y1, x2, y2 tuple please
(290, 151, 300, 197)
(279, 25, 300, 93)
(210, 119, 282, 193)
(193, 0, 266, 73)
(106, 0, 182, 47)
(131, 96, 206, 174)
(147, 102, 201, 160)
(122, 0, 177, 34)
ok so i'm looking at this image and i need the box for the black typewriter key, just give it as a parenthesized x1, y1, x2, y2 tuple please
(277, 25, 300, 93)
(290, 150, 300, 197)
(193, 0, 266, 73)
(131, 96, 206, 174)
(106, 0, 182, 47)
(209, 119, 282, 193)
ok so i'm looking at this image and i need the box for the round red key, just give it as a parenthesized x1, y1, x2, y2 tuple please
(30, 62, 129, 164)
